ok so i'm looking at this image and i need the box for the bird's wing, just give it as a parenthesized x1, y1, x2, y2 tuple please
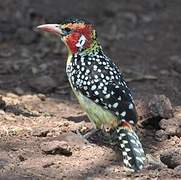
(70, 53, 137, 124)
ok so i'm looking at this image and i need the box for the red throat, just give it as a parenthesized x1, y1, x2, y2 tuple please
(64, 25, 93, 54)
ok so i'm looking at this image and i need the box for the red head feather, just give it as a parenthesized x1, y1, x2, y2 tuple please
(63, 23, 93, 54)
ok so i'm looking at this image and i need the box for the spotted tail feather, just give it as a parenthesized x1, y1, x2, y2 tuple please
(117, 122, 145, 172)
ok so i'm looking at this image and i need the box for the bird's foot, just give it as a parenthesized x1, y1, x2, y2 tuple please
(83, 128, 98, 139)
(76, 128, 98, 143)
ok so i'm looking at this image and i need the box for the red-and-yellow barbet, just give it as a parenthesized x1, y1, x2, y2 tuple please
(37, 18, 145, 172)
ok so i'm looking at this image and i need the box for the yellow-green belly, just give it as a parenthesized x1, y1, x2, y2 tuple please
(73, 89, 118, 130)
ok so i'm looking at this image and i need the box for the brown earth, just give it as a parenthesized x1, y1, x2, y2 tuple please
(0, 0, 181, 179)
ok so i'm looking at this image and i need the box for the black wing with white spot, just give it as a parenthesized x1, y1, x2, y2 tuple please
(69, 52, 137, 124)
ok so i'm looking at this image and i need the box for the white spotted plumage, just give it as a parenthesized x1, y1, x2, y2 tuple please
(66, 47, 144, 172)
(118, 126, 145, 171)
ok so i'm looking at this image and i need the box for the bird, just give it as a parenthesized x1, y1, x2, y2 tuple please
(36, 18, 145, 172)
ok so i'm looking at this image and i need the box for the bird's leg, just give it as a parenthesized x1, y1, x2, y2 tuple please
(76, 127, 99, 142)
(77, 126, 115, 145)
(99, 128, 117, 145)
(83, 128, 98, 139)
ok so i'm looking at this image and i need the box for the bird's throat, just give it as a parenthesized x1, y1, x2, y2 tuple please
(64, 35, 102, 55)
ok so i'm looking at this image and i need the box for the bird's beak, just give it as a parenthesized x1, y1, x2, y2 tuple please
(36, 24, 63, 36)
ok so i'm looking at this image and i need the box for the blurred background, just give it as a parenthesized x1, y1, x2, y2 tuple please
(0, 0, 181, 105)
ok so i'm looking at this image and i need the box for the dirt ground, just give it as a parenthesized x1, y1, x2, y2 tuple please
(0, 0, 181, 179)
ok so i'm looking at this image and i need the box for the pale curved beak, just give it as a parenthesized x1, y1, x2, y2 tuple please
(36, 24, 63, 36)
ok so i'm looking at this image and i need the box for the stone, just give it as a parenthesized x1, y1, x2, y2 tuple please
(18, 154, 27, 162)
(145, 154, 166, 170)
(63, 132, 89, 147)
(37, 93, 46, 101)
(14, 87, 24, 95)
(0, 97, 6, 110)
(40, 140, 72, 156)
(148, 95, 174, 119)
(159, 118, 181, 137)
(174, 165, 181, 177)
(160, 148, 181, 168)
(155, 130, 168, 141)
(32, 127, 49, 137)
(42, 161, 55, 168)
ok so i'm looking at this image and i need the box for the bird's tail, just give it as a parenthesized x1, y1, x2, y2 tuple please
(116, 121, 145, 172)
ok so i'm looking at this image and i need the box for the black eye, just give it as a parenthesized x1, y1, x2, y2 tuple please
(64, 27, 72, 33)
(62, 27, 72, 36)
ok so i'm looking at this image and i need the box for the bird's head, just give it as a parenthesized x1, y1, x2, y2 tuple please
(37, 18, 100, 54)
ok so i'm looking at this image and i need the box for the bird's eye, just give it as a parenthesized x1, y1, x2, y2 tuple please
(64, 27, 72, 33)
(62, 27, 72, 36)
